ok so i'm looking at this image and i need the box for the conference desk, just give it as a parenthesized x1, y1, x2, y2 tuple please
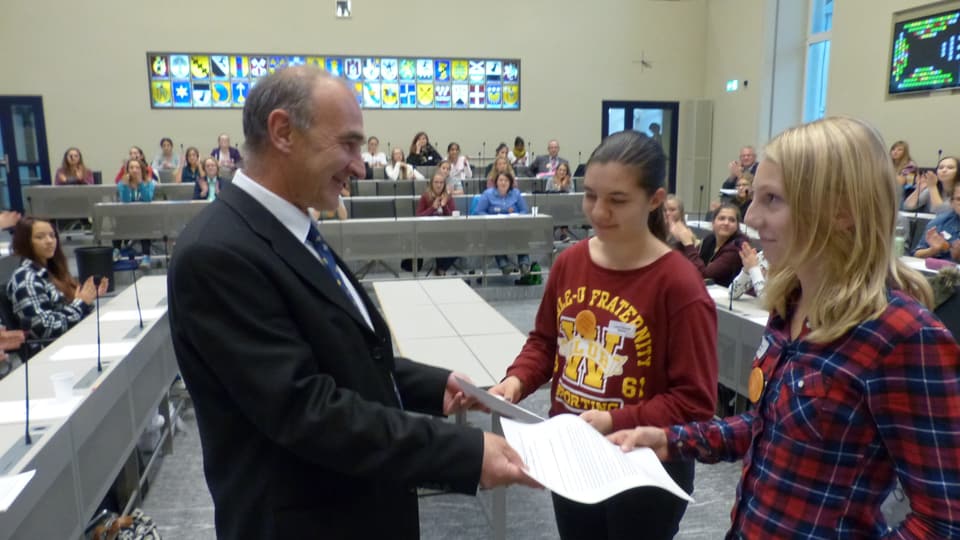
(349, 177, 581, 198)
(319, 214, 555, 280)
(373, 278, 526, 540)
(705, 285, 768, 405)
(0, 276, 176, 540)
(23, 184, 197, 222)
(92, 200, 209, 243)
(344, 192, 589, 229)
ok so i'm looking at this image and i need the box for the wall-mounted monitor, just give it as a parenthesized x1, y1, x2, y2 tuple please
(889, 8, 960, 95)
(146, 53, 521, 110)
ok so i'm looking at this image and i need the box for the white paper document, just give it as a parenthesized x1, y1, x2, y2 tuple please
(0, 396, 84, 425)
(0, 470, 35, 512)
(455, 377, 544, 423)
(500, 414, 694, 504)
(99, 308, 165, 322)
(50, 342, 134, 362)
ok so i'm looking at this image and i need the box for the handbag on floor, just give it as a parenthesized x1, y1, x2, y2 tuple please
(88, 509, 161, 540)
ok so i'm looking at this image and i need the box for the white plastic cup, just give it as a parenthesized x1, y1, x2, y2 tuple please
(50, 372, 75, 401)
(531, 206, 540, 216)
(451, 210, 461, 217)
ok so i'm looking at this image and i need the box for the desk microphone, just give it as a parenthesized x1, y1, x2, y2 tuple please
(728, 280, 734, 311)
(132, 268, 144, 330)
(392, 181, 398, 221)
(481, 142, 486, 172)
(162, 234, 170, 269)
(95, 284, 103, 373)
(19, 327, 31, 445)
(697, 185, 705, 222)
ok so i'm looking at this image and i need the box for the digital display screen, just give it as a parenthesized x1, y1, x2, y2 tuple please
(890, 10, 960, 94)
(147, 53, 521, 110)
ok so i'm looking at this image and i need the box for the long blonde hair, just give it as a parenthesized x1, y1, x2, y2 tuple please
(762, 117, 932, 343)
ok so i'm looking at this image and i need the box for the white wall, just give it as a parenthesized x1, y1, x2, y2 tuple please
(828, 0, 960, 165)
(0, 0, 708, 178)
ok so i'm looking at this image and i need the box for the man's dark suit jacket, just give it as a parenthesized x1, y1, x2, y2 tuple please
(168, 184, 483, 539)
(528, 154, 570, 176)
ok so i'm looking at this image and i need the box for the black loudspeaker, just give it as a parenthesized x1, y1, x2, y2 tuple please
(365, 162, 374, 180)
(92, 171, 103, 185)
(75, 246, 115, 293)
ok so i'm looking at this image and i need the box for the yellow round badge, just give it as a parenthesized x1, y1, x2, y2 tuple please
(748, 367, 765, 403)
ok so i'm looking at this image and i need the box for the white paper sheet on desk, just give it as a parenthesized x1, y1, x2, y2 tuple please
(455, 377, 544, 423)
(99, 308, 165, 322)
(50, 342, 134, 362)
(500, 414, 694, 504)
(0, 470, 35, 512)
(0, 396, 84, 425)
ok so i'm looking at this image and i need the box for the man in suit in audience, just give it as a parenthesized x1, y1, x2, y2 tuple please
(168, 66, 533, 539)
(721, 145, 759, 189)
(529, 139, 569, 176)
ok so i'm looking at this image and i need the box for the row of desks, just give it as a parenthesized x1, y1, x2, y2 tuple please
(24, 185, 197, 221)
(0, 276, 176, 540)
(350, 177, 582, 197)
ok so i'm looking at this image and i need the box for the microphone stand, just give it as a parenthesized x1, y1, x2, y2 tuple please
(96, 286, 102, 372)
(697, 185, 705, 223)
(132, 268, 144, 329)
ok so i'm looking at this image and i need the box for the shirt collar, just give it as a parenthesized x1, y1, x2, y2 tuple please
(231, 169, 312, 244)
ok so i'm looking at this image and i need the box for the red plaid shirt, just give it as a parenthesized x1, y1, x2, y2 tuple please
(669, 290, 960, 538)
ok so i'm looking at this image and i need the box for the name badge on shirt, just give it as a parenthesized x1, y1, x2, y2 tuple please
(608, 321, 636, 339)
(748, 337, 771, 403)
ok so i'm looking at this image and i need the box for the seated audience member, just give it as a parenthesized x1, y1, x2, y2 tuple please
(732, 173, 753, 217)
(545, 162, 573, 193)
(528, 139, 569, 177)
(361, 136, 388, 167)
(674, 203, 747, 286)
(151, 137, 181, 178)
(903, 156, 958, 214)
(116, 158, 156, 266)
(484, 143, 510, 177)
(486, 156, 515, 188)
(406, 131, 442, 167)
(176, 146, 202, 185)
(309, 197, 348, 221)
(193, 157, 223, 201)
(664, 194, 688, 250)
(417, 173, 458, 275)
(721, 146, 758, 189)
(386, 148, 424, 180)
(211, 133, 243, 179)
(913, 182, 960, 261)
(114, 146, 157, 183)
(447, 142, 472, 181)
(7, 217, 108, 346)
(54, 147, 94, 185)
(473, 171, 532, 279)
(890, 140, 917, 187)
(509, 136, 532, 168)
(730, 242, 768, 299)
(435, 160, 464, 195)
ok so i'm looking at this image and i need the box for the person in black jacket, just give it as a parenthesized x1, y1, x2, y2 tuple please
(167, 66, 534, 540)
(406, 131, 442, 167)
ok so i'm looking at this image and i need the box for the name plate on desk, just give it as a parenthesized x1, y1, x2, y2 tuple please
(50, 342, 134, 362)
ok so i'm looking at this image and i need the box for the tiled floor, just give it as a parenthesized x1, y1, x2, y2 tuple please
(140, 293, 743, 539)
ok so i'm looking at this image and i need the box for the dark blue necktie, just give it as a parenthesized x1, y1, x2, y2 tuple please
(307, 224, 350, 297)
(306, 223, 404, 409)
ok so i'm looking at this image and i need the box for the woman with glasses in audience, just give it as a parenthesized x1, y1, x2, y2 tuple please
(55, 147, 94, 185)
(194, 157, 223, 201)
(609, 116, 960, 539)
(417, 173, 458, 276)
(176, 147, 202, 185)
(673, 203, 747, 286)
(386, 147, 424, 181)
(362, 136, 388, 167)
(912, 181, 960, 262)
(7, 217, 108, 347)
(116, 158, 156, 266)
(406, 131, 442, 168)
(473, 171, 532, 279)
(489, 131, 717, 540)
(732, 173, 754, 217)
(151, 137, 181, 180)
(903, 156, 959, 214)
